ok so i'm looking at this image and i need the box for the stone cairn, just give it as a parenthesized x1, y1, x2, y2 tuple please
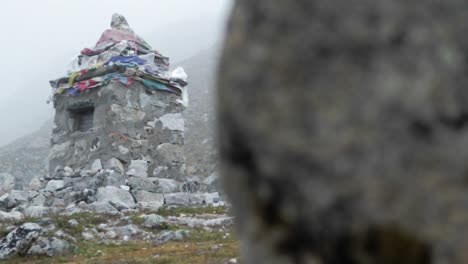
(0, 14, 222, 218)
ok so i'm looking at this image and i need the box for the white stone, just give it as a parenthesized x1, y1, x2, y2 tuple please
(155, 178, 179, 193)
(31, 195, 47, 207)
(82, 232, 94, 240)
(126, 160, 148, 178)
(164, 193, 205, 206)
(105, 230, 117, 239)
(27, 237, 69, 257)
(133, 191, 164, 206)
(0, 211, 23, 221)
(28, 178, 42, 191)
(141, 214, 165, 228)
(120, 185, 131, 191)
(166, 215, 233, 228)
(105, 158, 124, 173)
(45, 180, 65, 192)
(64, 167, 73, 174)
(147, 120, 157, 128)
(96, 186, 136, 208)
(204, 192, 221, 205)
(158, 113, 185, 132)
(91, 159, 103, 172)
(0, 223, 42, 260)
(119, 146, 130, 155)
(0, 191, 32, 210)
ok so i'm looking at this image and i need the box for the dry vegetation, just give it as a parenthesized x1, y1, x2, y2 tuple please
(1, 206, 240, 264)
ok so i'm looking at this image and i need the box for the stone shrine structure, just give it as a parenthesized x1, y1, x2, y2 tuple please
(48, 14, 188, 183)
(49, 81, 186, 181)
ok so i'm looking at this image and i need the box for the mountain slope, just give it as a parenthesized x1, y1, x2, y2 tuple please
(179, 46, 220, 176)
(0, 120, 51, 188)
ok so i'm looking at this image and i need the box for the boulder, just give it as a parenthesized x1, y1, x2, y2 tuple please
(164, 193, 205, 206)
(54, 187, 73, 199)
(91, 159, 103, 173)
(0, 223, 42, 259)
(141, 214, 165, 228)
(64, 176, 99, 191)
(133, 191, 164, 207)
(126, 160, 148, 178)
(93, 171, 127, 188)
(0, 191, 29, 211)
(0, 211, 23, 221)
(156, 230, 190, 243)
(104, 158, 124, 174)
(64, 189, 95, 206)
(27, 237, 70, 257)
(28, 178, 42, 192)
(96, 186, 135, 208)
(45, 180, 65, 192)
(204, 192, 221, 205)
(31, 193, 54, 207)
(155, 178, 179, 193)
(85, 202, 119, 214)
(112, 225, 142, 238)
(126, 177, 160, 193)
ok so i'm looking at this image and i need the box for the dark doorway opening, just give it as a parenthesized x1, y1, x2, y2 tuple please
(72, 107, 94, 132)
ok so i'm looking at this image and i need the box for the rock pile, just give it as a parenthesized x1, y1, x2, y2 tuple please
(0, 169, 222, 218)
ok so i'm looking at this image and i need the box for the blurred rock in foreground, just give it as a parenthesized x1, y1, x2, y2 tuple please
(218, 1, 468, 263)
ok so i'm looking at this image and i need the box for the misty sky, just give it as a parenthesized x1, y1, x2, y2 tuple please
(0, 0, 232, 146)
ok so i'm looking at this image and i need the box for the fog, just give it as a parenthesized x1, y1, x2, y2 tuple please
(0, 0, 232, 146)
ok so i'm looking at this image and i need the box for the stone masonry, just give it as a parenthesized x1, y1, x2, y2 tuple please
(49, 81, 186, 181)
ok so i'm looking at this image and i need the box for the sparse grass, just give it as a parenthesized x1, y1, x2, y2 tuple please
(1, 227, 239, 264)
(0, 225, 9, 238)
(48, 212, 119, 237)
(0, 206, 239, 264)
(155, 205, 229, 217)
(128, 213, 146, 225)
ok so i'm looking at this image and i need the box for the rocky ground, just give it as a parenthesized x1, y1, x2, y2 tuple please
(0, 163, 234, 263)
(0, 205, 239, 263)
(0, 44, 225, 263)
